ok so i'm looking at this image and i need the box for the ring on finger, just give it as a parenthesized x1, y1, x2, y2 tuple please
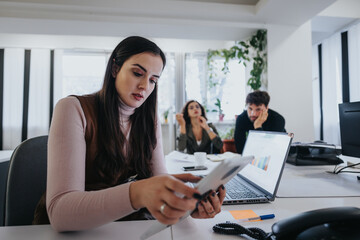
(160, 203, 167, 215)
(208, 211, 215, 215)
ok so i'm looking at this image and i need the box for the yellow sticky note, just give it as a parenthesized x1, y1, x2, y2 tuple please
(229, 209, 259, 221)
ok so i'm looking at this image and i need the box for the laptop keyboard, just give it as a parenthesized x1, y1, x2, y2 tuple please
(225, 177, 262, 199)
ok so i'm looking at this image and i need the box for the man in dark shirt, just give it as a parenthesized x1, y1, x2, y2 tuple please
(234, 90, 286, 154)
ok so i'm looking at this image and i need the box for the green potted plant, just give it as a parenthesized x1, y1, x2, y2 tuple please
(207, 29, 267, 91)
(215, 98, 224, 121)
(163, 108, 170, 124)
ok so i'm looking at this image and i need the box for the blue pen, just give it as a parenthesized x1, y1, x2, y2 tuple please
(238, 214, 275, 222)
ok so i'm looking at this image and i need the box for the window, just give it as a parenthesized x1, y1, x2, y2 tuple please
(60, 50, 246, 122)
(62, 51, 176, 124)
(62, 51, 109, 97)
(59, 49, 246, 154)
(157, 53, 176, 123)
(185, 53, 207, 104)
(222, 60, 246, 120)
(184, 53, 246, 122)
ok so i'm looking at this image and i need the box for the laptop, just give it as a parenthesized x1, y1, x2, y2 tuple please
(223, 130, 292, 204)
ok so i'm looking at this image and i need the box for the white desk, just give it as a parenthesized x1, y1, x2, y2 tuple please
(1, 152, 359, 239)
(166, 152, 360, 239)
(165, 151, 241, 175)
(0, 220, 171, 240)
(165, 154, 219, 175)
(0, 150, 13, 163)
(166, 152, 360, 198)
(277, 163, 360, 197)
(172, 197, 360, 239)
(1, 197, 359, 240)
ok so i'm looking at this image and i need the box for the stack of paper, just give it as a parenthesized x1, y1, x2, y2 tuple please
(207, 152, 240, 162)
(166, 151, 195, 162)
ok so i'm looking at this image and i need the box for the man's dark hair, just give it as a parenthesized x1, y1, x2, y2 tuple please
(246, 90, 270, 107)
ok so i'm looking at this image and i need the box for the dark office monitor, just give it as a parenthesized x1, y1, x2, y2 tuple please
(339, 101, 360, 158)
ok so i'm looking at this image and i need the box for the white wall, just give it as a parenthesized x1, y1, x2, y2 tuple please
(267, 21, 315, 142)
(0, 23, 316, 144)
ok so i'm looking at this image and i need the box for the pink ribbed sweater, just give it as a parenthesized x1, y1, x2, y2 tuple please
(46, 96, 167, 231)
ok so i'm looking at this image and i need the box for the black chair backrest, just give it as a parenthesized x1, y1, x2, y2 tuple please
(5, 135, 48, 226)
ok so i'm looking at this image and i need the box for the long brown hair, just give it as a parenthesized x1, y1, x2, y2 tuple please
(95, 36, 166, 185)
(181, 100, 207, 125)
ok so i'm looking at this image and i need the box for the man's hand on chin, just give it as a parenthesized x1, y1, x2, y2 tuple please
(253, 109, 268, 129)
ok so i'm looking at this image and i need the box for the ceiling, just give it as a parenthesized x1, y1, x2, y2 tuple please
(0, 0, 358, 42)
(312, 16, 358, 44)
(311, 0, 360, 44)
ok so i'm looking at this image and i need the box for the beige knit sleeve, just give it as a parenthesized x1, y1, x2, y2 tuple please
(46, 97, 136, 232)
(151, 118, 168, 176)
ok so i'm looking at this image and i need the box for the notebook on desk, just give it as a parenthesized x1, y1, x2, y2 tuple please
(223, 130, 292, 204)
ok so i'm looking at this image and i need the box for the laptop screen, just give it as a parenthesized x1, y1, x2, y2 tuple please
(240, 131, 292, 194)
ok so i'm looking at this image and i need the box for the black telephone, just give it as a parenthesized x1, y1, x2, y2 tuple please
(272, 207, 360, 239)
(213, 207, 360, 240)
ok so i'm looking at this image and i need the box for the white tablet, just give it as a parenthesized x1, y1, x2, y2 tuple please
(141, 155, 254, 240)
(194, 155, 253, 195)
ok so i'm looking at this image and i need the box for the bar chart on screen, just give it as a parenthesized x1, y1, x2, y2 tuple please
(251, 156, 271, 171)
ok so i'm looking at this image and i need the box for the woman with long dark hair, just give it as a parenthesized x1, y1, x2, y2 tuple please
(39, 36, 225, 231)
(176, 100, 223, 154)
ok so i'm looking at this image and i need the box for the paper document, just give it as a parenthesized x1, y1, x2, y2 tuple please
(207, 152, 240, 162)
(166, 151, 195, 162)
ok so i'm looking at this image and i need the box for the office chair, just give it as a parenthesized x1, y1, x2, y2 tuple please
(4, 135, 48, 226)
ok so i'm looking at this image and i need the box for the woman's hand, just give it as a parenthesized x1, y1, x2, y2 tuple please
(174, 174, 226, 219)
(198, 116, 209, 130)
(129, 175, 200, 225)
(176, 113, 186, 134)
(191, 185, 226, 219)
(172, 173, 202, 183)
(176, 113, 186, 126)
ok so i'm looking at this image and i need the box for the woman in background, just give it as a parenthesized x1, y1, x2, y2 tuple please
(176, 100, 223, 154)
(35, 36, 225, 231)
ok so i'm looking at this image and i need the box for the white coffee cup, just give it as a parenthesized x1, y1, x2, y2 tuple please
(194, 152, 207, 166)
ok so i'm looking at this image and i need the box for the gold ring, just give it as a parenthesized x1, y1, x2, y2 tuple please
(209, 211, 215, 214)
(160, 203, 166, 215)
